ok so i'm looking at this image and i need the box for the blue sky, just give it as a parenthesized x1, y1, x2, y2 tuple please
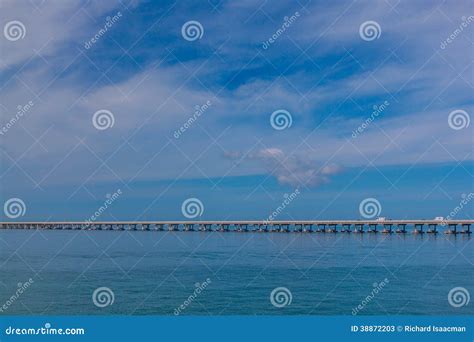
(0, 0, 473, 221)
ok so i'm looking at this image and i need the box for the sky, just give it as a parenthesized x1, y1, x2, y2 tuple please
(0, 0, 473, 221)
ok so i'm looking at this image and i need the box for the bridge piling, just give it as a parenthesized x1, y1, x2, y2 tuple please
(382, 224, 393, 234)
(368, 224, 378, 233)
(427, 224, 438, 234)
(414, 224, 424, 234)
(317, 224, 326, 233)
(341, 224, 351, 233)
(396, 224, 407, 234)
(354, 224, 364, 234)
(445, 224, 458, 235)
(461, 224, 471, 234)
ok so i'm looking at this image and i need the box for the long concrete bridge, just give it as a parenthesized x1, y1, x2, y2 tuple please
(0, 220, 472, 234)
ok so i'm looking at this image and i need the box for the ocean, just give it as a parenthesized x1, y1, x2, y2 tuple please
(0, 230, 472, 315)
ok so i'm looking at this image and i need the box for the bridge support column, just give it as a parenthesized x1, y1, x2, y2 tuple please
(295, 224, 303, 233)
(461, 224, 471, 234)
(303, 224, 313, 233)
(382, 224, 392, 234)
(341, 224, 351, 233)
(168, 223, 179, 231)
(414, 224, 424, 234)
(445, 224, 457, 235)
(354, 224, 364, 233)
(396, 224, 407, 233)
(327, 224, 337, 233)
(368, 224, 378, 233)
(236, 224, 247, 232)
(317, 224, 326, 233)
(427, 224, 438, 234)
(184, 224, 194, 231)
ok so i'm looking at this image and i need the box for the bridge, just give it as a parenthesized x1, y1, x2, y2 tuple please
(0, 220, 472, 234)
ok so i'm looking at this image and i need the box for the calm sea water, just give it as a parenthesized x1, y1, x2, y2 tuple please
(0, 230, 472, 315)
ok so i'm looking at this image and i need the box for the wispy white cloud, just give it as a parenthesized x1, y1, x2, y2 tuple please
(224, 147, 343, 187)
(0, 0, 131, 71)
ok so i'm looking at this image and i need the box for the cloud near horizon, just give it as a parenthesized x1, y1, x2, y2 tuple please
(224, 148, 343, 187)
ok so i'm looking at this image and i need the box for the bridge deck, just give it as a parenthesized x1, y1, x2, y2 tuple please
(0, 220, 472, 235)
(1, 220, 473, 225)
